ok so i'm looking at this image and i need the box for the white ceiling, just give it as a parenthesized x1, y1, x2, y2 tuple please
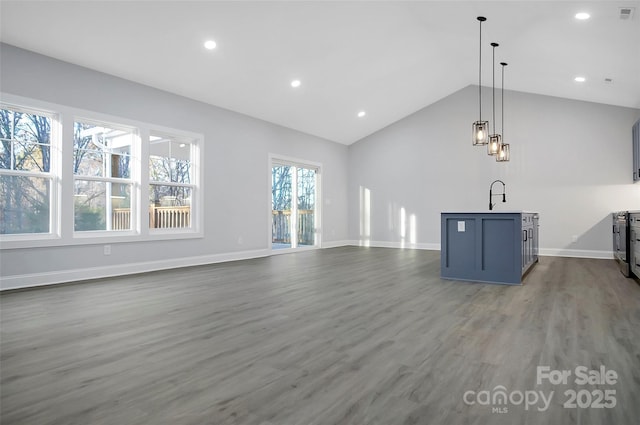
(1, 1, 639, 145)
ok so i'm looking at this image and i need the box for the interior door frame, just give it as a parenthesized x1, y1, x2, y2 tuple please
(268, 153, 322, 252)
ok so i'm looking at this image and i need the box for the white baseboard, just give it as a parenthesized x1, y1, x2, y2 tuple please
(538, 248, 613, 259)
(0, 242, 359, 291)
(346, 240, 612, 259)
(346, 240, 441, 251)
(0, 248, 271, 291)
(321, 240, 354, 249)
(1, 243, 614, 291)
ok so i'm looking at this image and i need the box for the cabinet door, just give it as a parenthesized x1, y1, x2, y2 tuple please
(521, 218, 527, 271)
(527, 223, 533, 266)
(631, 215, 640, 278)
(532, 215, 539, 261)
(631, 225, 638, 277)
(522, 227, 528, 272)
(521, 214, 538, 273)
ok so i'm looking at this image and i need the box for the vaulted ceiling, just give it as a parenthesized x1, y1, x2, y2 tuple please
(1, 1, 639, 144)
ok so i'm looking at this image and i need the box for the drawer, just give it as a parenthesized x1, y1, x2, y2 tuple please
(632, 224, 640, 278)
(633, 226, 640, 245)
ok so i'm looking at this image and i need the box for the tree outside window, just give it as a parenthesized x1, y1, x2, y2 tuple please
(1, 100, 202, 245)
(73, 120, 134, 231)
(149, 133, 194, 229)
(0, 107, 53, 235)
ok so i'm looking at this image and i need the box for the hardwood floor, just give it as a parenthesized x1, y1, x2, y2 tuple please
(1, 247, 639, 425)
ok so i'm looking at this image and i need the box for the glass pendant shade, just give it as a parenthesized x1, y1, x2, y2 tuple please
(470, 20, 512, 162)
(488, 134, 501, 155)
(496, 143, 510, 162)
(473, 120, 489, 145)
(487, 42, 500, 156)
(496, 62, 510, 162)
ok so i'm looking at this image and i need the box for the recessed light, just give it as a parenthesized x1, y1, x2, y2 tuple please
(575, 12, 590, 20)
(357, 111, 366, 118)
(290, 80, 301, 88)
(204, 40, 217, 50)
(179, 143, 186, 148)
(574, 76, 586, 82)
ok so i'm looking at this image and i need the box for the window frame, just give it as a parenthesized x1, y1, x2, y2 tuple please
(147, 130, 200, 235)
(0, 102, 61, 242)
(0, 93, 204, 250)
(72, 117, 139, 236)
(268, 154, 322, 252)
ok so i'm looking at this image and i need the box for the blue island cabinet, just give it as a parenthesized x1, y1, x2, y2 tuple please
(440, 212, 539, 285)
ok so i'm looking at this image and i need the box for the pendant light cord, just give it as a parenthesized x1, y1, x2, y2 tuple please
(490, 43, 499, 134)
(501, 63, 505, 140)
(479, 20, 482, 120)
(492, 44, 496, 134)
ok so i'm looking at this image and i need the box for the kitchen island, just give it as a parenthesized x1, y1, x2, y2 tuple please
(440, 211, 539, 285)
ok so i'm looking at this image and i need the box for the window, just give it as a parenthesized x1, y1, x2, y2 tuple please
(0, 106, 56, 235)
(148, 132, 195, 230)
(0, 95, 202, 248)
(73, 120, 136, 232)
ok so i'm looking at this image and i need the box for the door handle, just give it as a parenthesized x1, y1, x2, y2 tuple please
(523, 230, 528, 242)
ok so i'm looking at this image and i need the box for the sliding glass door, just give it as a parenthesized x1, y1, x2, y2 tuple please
(271, 161, 318, 249)
(271, 164, 292, 248)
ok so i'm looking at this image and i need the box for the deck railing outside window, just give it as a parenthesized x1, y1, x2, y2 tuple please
(272, 209, 314, 245)
(112, 206, 191, 230)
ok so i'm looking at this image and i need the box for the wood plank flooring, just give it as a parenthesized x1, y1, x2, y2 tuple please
(1, 247, 639, 425)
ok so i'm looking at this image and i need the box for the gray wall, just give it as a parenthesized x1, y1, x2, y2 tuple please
(2, 43, 639, 288)
(348, 85, 640, 256)
(0, 44, 348, 286)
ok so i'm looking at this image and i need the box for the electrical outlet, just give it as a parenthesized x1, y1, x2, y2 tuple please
(572, 235, 578, 243)
(237, 236, 243, 245)
(104, 245, 111, 255)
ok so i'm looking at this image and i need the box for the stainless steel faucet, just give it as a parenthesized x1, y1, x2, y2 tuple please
(489, 180, 506, 211)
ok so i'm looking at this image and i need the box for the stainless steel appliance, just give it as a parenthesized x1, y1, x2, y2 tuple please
(613, 211, 630, 277)
(630, 213, 640, 280)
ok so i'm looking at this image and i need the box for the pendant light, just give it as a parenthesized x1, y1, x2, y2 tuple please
(472, 16, 489, 146)
(497, 62, 510, 162)
(488, 42, 501, 155)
